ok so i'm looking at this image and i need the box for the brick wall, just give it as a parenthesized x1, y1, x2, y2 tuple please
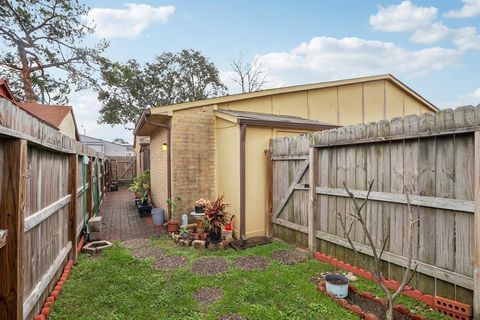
(149, 126, 169, 212)
(171, 105, 216, 217)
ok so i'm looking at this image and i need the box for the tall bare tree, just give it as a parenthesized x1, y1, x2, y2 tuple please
(229, 53, 268, 93)
(0, 0, 108, 103)
(337, 180, 421, 320)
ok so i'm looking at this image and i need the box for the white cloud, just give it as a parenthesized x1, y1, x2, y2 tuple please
(370, 1, 437, 32)
(70, 90, 133, 144)
(439, 87, 480, 108)
(445, 0, 480, 18)
(410, 22, 480, 50)
(452, 26, 480, 50)
(253, 36, 460, 88)
(88, 3, 175, 39)
(410, 22, 452, 44)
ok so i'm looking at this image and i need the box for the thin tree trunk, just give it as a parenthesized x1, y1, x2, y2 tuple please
(18, 44, 35, 102)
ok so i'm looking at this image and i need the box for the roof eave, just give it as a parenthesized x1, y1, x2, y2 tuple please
(237, 118, 338, 130)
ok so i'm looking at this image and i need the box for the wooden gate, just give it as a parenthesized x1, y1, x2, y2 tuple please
(107, 156, 136, 183)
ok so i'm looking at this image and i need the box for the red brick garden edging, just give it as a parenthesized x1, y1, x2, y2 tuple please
(33, 236, 84, 320)
(314, 252, 471, 319)
(317, 281, 426, 320)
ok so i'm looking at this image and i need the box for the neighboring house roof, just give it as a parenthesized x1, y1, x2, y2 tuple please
(80, 134, 132, 147)
(216, 109, 337, 130)
(17, 102, 80, 140)
(0, 79, 17, 102)
(147, 74, 438, 115)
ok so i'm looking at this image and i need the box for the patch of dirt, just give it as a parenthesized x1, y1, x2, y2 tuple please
(345, 294, 411, 320)
(131, 246, 165, 259)
(233, 255, 269, 271)
(193, 287, 223, 304)
(121, 238, 151, 249)
(271, 249, 306, 265)
(153, 255, 188, 270)
(192, 257, 229, 275)
(218, 315, 246, 320)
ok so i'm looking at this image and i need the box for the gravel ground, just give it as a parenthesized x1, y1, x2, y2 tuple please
(121, 238, 151, 249)
(131, 246, 165, 259)
(153, 255, 188, 270)
(193, 287, 224, 304)
(192, 257, 229, 275)
(218, 315, 246, 320)
(271, 249, 307, 265)
(233, 255, 269, 271)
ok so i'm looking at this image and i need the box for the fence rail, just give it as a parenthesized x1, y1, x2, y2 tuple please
(269, 106, 480, 317)
(0, 98, 107, 320)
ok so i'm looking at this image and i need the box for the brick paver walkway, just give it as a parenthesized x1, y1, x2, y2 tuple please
(99, 186, 165, 240)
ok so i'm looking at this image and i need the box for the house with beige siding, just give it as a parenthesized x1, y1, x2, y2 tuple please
(134, 74, 437, 240)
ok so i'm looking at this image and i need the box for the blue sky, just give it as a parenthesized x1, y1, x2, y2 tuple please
(71, 0, 480, 142)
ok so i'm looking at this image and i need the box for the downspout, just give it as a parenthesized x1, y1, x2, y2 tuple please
(239, 123, 247, 240)
(143, 111, 172, 214)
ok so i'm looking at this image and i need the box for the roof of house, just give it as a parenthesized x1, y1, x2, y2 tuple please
(148, 74, 438, 115)
(0, 80, 17, 102)
(17, 102, 80, 140)
(80, 134, 133, 147)
(18, 102, 71, 127)
(216, 109, 337, 130)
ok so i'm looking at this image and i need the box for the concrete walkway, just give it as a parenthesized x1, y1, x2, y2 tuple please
(99, 186, 164, 241)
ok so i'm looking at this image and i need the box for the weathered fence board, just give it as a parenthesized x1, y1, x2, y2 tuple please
(0, 98, 107, 320)
(270, 106, 480, 312)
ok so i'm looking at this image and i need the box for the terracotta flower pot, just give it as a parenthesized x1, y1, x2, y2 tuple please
(167, 221, 179, 233)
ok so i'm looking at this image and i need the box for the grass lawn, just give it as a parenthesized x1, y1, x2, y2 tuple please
(49, 238, 447, 320)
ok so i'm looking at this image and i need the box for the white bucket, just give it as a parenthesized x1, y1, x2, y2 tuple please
(151, 208, 164, 226)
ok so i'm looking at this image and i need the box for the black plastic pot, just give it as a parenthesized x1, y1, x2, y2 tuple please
(138, 204, 152, 217)
(208, 226, 222, 243)
(194, 206, 204, 213)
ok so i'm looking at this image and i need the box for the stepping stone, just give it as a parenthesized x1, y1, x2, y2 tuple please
(192, 240, 206, 249)
(179, 239, 191, 246)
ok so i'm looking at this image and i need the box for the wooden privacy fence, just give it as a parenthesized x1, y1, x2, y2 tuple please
(269, 106, 480, 317)
(106, 155, 136, 184)
(0, 98, 107, 320)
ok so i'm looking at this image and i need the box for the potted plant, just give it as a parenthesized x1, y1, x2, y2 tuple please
(166, 197, 181, 233)
(204, 196, 229, 243)
(194, 198, 209, 213)
(129, 170, 150, 206)
(179, 226, 189, 239)
(137, 191, 152, 217)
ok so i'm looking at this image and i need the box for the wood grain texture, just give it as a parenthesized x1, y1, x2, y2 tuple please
(270, 107, 479, 303)
(0, 139, 27, 320)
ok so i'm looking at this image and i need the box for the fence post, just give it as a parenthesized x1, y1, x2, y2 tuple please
(68, 154, 78, 262)
(0, 139, 27, 320)
(308, 146, 318, 255)
(265, 148, 273, 238)
(87, 158, 93, 219)
(474, 131, 480, 319)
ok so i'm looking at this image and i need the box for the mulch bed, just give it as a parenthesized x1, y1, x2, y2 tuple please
(153, 255, 188, 270)
(346, 294, 410, 320)
(193, 287, 224, 304)
(131, 246, 165, 259)
(233, 255, 269, 271)
(218, 315, 246, 320)
(192, 257, 229, 275)
(121, 238, 151, 249)
(271, 249, 306, 265)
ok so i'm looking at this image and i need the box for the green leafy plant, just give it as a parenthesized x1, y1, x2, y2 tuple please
(129, 170, 150, 203)
(166, 197, 181, 221)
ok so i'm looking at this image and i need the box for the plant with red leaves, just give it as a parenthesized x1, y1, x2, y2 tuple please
(203, 195, 229, 229)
